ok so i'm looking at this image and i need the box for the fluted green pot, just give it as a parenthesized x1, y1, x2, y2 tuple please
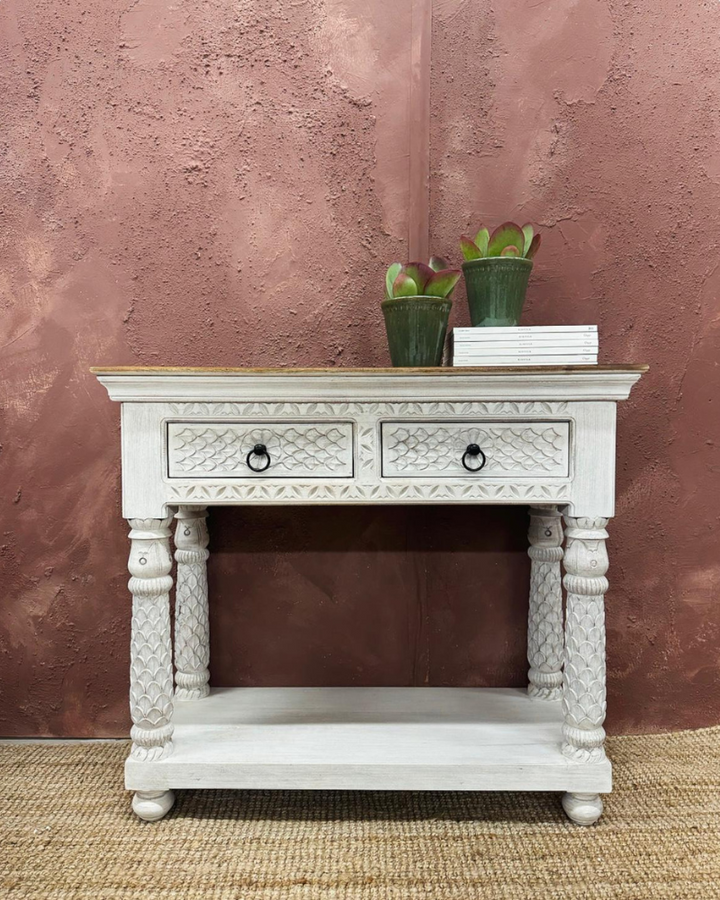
(462, 257, 533, 327)
(381, 295, 451, 367)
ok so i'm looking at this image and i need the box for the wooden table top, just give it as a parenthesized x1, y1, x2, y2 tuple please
(91, 365, 649, 376)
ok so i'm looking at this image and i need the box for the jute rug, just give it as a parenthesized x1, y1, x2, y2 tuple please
(1, 728, 719, 899)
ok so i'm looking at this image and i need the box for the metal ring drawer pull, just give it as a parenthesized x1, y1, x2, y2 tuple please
(462, 443, 487, 473)
(246, 443, 271, 473)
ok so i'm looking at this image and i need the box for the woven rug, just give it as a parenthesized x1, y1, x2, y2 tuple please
(1, 728, 719, 899)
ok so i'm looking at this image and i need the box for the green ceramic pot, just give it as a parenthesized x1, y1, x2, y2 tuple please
(381, 295, 452, 367)
(462, 257, 533, 327)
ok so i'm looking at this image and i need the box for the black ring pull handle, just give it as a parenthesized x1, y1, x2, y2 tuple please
(461, 443, 487, 473)
(246, 443, 271, 473)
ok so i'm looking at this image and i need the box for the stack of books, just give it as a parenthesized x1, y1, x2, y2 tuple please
(451, 325, 598, 366)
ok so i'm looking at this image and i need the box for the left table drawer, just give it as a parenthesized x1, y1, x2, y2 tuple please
(168, 421, 354, 478)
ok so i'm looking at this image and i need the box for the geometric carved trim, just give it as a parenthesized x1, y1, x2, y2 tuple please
(357, 425, 377, 476)
(165, 481, 569, 504)
(382, 421, 569, 477)
(168, 400, 569, 418)
(168, 422, 353, 478)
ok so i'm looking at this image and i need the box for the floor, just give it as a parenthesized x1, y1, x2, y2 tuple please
(1, 727, 719, 899)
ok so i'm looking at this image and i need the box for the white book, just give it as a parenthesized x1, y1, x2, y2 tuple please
(453, 354, 598, 365)
(453, 360, 597, 367)
(453, 325, 597, 338)
(452, 345, 597, 358)
(452, 338, 598, 349)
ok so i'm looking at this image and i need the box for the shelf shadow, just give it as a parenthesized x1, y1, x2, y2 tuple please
(168, 787, 570, 826)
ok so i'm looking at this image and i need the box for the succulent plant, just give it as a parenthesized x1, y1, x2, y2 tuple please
(460, 222, 541, 262)
(384, 257, 462, 300)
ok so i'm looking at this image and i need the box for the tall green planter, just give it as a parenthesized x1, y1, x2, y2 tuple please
(381, 295, 451, 367)
(462, 257, 533, 327)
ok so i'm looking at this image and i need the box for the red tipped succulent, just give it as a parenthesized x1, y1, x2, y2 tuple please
(384, 258, 461, 300)
(460, 222, 541, 261)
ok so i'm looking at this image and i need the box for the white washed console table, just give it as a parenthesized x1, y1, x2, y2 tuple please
(93, 365, 646, 825)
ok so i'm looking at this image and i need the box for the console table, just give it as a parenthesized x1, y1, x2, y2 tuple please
(92, 365, 646, 825)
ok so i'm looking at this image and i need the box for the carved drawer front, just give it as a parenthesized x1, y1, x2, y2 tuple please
(168, 422, 354, 478)
(381, 421, 570, 479)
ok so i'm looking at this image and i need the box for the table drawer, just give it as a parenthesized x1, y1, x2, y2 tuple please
(381, 421, 570, 478)
(168, 422, 354, 478)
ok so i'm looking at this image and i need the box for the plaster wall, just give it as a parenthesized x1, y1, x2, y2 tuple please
(1, 0, 719, 736)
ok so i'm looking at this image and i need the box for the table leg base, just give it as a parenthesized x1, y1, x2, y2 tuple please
(561, 791, 603, 826)
(132, 790, 176, 822)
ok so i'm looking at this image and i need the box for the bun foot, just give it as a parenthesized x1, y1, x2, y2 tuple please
(562, 791, 603, 825)
(132, 790, 175, 822)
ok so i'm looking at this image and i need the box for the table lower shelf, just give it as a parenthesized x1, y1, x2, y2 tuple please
(125, 687, 612, 793)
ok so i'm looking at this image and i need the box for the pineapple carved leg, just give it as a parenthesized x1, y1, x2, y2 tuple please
(561, 515, 609, 762)
(526, 506, 564, 701)
(561, 515, 609, 826)
(174, 507, 210, 701)
(128, 517, 176, 821)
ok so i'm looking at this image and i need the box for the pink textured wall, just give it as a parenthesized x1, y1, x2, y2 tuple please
(1, 0, 719, 736)
(429, 0, 720, 731)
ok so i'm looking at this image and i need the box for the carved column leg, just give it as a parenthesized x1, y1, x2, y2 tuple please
(174, 506, 210, 701)
(527, 506, 564, 701)
(561, 515, 609, 826)
(128, 517, 175, 822)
